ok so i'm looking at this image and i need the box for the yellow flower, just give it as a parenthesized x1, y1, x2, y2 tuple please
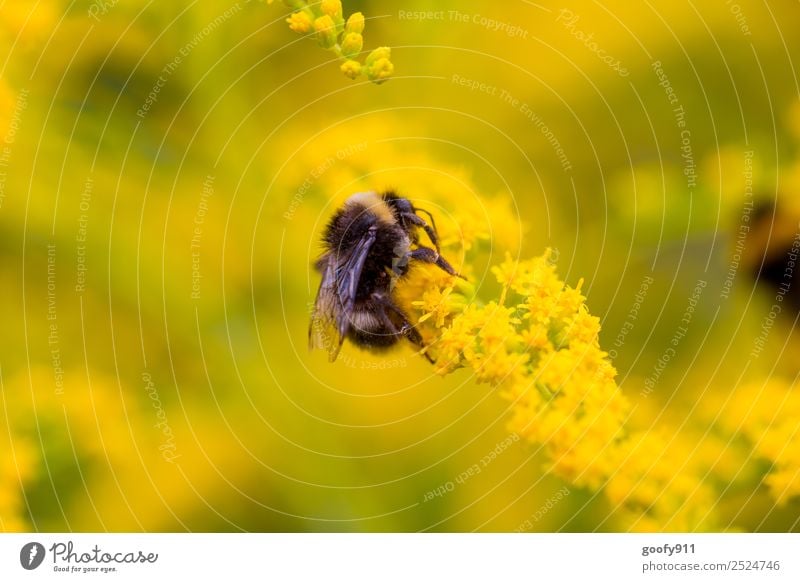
(606, 430, 719, 531)
(340, 59, 362, 79)
(340, 32, 363, 58)
(492, 252, 533, 298)
(286, 11, 313, 34)
(366, 46, 391, 62)
(438, 204, 493, 251)
(558, 308, 601, 346)
(267, 2, 393, 83)
(320, 0, 343, 19)
(473, 348, 530, 386)
(345, 12, 365, 35)
(365, 47, 394, 84)
(411, 285, 466, 328)
(412, 247, 726, 529)
(432, 303, 484, 373)
(313, 15, 338, 48)
(722, 379, 800, 505)
(366, 58, 393, 83)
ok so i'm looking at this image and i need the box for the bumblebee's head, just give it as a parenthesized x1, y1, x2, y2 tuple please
(379, 190, 416, 238)
(382, 190, 414, 215)
(380, 190, 442, 251)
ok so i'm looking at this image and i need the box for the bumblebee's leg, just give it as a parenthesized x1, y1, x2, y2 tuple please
(373, 294, 435, 363)
(401, 212, 439, 251)
(414, 207, 439, 240)
(409, 246, 464, 279)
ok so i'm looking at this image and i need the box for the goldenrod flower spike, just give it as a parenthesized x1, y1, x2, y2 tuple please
(269, 1, 393, 84)
(402, 248, 722, 530)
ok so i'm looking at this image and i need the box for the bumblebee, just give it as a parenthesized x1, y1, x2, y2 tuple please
(744, 200, 800, 312)
(309, 190, 460, 362)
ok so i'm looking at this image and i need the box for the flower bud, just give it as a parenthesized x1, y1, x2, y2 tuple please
(313, 15, 338, 49)
(320, 0, 343, 19)
(340, 32, 363, 58)
(365, 46, 391, 65)
(285, 11, 312, 34)
(366, 57, 393, 84)
(340, 59, 362, 80)
(345, 12, 365, 34)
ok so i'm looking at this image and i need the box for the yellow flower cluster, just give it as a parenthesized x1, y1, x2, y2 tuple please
(401, 249, 722, 530)
(605, 429, 719, 531)
(404, 251, 629, 487)
(274, 0, 393, 84)
(723, 379, 800, 505)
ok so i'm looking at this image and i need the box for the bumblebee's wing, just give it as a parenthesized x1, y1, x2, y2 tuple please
(309, 256, 341, 360)
(309, 225, 377, 361)
(334, 225, 377, 324)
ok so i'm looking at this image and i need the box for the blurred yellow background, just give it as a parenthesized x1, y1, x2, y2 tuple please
(2, 0, 800, 532)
